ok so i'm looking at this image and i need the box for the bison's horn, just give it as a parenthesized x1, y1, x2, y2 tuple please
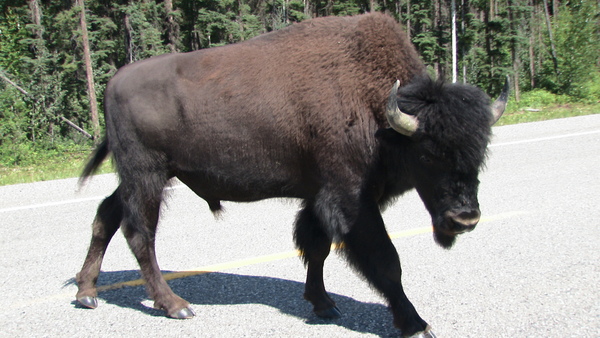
(490, 76, 510, 125)
(387, 80, 419, 137)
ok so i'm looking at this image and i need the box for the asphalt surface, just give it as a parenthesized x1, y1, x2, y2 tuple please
(0, 115, 599, 337)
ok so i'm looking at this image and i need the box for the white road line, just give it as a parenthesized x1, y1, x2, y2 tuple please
(0, 196, 106, 213)
(0, 184, 185, 214)
(490, 130, 600, 148)
(2, 129, 598, 213)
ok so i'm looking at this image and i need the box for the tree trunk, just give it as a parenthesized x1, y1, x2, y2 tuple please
(451, 0, 458, 83)
(370, 0, 377, 12)
(406, 0, 411, 40)
(489, 0, 496, 19)
(433, 0, 441, 78)
(303, 0, 312, 19)
(513, 59, 521, 101)
(75, 0, 101, 142)
(542, 0, 559, 75)
(237, 0, 245, 41)
(324, 0, 334, 16)
(529, 34, 535, 88)
(124, 13, 134, 62)
(528, 0, 536, 88)
(508, 0, 521, 101)
(164, 0, 179, 52)
(484, 0, 494, 79)
(28, 0, 43, 41)
(27, 0, 47, 143)
(461, 0, 468, 82)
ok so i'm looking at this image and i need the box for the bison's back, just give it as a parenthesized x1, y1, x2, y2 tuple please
(103, 13, 424, 201)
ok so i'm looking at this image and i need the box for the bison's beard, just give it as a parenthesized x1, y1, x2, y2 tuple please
(433, 229, 457, 249)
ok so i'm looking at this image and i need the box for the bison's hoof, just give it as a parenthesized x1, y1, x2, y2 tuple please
(169, 307, 196, 319)
(315, 306, 342, 319)
(77, 296, 98, 309)
(406, 325, 436, 338)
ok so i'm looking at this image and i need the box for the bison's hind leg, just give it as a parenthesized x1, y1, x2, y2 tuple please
(119, 171, 195, 319)
(294, 203, 341, 319)
(76, 188, 124, 308)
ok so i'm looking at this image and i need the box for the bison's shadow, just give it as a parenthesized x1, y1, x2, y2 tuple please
(67, 270, 398, 336)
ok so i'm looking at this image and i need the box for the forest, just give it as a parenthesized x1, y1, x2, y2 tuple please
(0, 0, 599, 167)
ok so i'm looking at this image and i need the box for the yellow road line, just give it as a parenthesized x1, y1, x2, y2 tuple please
(4, 210, 527, 312)
(97, 210, 529, 292)
(98, 225, 440, 293)
(97, 250, 301, 292)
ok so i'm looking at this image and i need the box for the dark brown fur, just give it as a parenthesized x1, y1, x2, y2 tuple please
(77, 13, 499, 337)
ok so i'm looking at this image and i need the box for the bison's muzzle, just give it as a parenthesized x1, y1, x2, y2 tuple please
(433, 207, 481, 248)
(444, 208, 481, 233)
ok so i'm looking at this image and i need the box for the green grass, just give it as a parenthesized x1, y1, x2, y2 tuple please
(497, 102, 600, 126)
(0, 150, 113, 186)
(498, 87, 600, 125)
(1, 101, 598, 186)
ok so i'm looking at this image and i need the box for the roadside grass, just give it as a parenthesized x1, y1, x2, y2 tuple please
(1, 101, 598, 186)
(0, 151, 113, 186)
(497, 102, 600, 126)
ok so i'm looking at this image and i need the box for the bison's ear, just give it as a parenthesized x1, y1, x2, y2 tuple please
(490, 76, 510, 125)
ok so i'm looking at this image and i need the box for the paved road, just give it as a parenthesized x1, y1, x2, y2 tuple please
(1, 115, 599, 337)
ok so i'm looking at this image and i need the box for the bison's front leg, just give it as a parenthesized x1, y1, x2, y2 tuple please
(342, 199, 434, 338)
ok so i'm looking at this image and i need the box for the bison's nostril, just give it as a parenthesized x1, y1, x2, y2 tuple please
(446, 209, 481, 231)
(454, 210, 480, 228)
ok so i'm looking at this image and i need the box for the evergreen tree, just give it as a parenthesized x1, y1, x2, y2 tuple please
(1, 0, 598, 166)
(551, 0, 600, 98)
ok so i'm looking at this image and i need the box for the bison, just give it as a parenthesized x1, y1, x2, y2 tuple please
(75, 12, 508, 337)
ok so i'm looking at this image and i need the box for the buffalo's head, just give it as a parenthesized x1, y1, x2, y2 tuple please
(386, 76, 508, 248)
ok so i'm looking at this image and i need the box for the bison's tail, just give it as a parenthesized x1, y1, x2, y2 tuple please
(78, 139, 110, 187)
